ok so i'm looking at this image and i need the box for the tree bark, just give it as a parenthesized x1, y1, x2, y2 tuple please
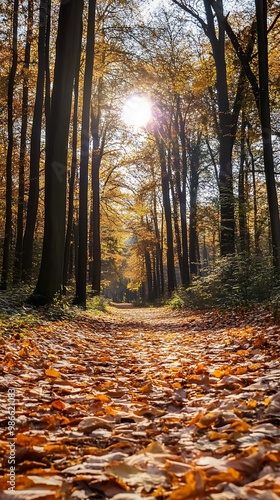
(157, 137, 176, 293)
(255, 0, 280, 271)
(152, 188, 164, 296)
(189, 139, 201, 277)
(90, 68, 105, 296)
(29, 0, 83, 305)
(238, 112, 250, 255)
(75, 0, 96, 306)
(14, 0, 33, 284)
(145, 249, 154, 302)
(22, 0, 51, 283)
(178, 108, 190, 286)
(1, 0, 19, 290)
(170, 144, 183, 283)
(63, 69, 80, 292)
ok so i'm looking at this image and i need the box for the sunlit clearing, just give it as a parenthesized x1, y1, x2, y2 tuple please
(122, 95, 152, 129)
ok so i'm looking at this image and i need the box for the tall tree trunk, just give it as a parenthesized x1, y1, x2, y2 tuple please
(247, 127, 261, 254)
(157, 138, 176, 293)
(90, 69, 105, 296)
(238, 112, 250, 255)
(75, 0, 96, 306)
(1, 0, 18, 290)
(152, 251, 158, 299)
(145, 249, 154, 302)
(22, 0, 51, 283)
(63, 70, 80, 292)
(178, 109, 190, 287)
(14, 0, 33, 284)
(29, 0, 83, 305)
(91, 148, 101, 294)
(255, 0, 280, 271)
(189, 139, 201, 277)
(152, 188, 164, 296)
(170, 147, 183, 283)
(211, 0, 280, 268)
(207, 3, 235, 256)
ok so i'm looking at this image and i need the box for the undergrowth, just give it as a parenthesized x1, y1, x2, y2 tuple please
(0, 287, 109, 336)
(168, 255, 280, 311)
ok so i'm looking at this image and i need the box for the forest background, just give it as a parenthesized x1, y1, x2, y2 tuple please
(1, 0, 280, 309)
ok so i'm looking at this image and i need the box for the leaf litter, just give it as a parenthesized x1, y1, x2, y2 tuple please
(0, 306, 279, 499)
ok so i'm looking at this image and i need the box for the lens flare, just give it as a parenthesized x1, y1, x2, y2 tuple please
(122, 95, 152, 129)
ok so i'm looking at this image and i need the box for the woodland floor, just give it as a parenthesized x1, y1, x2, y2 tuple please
(0, 305, 280, 500)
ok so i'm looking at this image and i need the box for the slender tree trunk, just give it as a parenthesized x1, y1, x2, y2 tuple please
(255, 0, 280, 271)
(145, 249, 154, 302)
(211, 0, 280, 267)
(29, 0, 83, 305)
(90, 70, 104, 295)
(170, 149, 183, 283)
(152, 251, 158, 299)
(178, 110, 190, 287)
(152, 189, 164, 296)
(189, 140, 201, 277)
(1, 0, 18, 290)
(22, 0, 50, 282)
(75, 0, 96, 306)
(238, 112, 249, 255)
(247, 128, 260, 254)
(91, 149, 101, 295)
(63, 70, 80, 292)
(157, 138, 176, 293)
(13, 0, 33, 284)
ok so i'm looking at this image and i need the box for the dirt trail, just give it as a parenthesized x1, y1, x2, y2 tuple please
(0, 307, 280, 499)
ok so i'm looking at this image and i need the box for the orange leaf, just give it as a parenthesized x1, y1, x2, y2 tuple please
(247, 400, 257, 409)
(195, 363, 208, 374)
(206, 467, 242, 486)
(43, 443, 70, 456)
(51, 399, 66, 410)
(237, 349, 249, 356)
(168, 470, 205, 499)
(208, 431, 228, 441)
(213, 369, 226, 378)
(248, 363, 262, 371)
(18, 348, 27, 356)
(76, 364, 87, 372)
(45, 368, 61, 378)
(230, 420, 251, 432)
(16, 433, 48, 447)
(94, 394, 111, 402)
(140, 382, 153, 393)
(232, 366, 248, 375)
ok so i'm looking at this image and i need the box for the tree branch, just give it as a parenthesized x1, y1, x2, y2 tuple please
(170, 0, 208, 36)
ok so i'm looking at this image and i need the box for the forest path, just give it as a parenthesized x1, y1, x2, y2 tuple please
(0, 306, 280, 499)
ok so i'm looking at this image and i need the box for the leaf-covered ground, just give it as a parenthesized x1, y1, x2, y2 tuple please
(0, 305, 280, 500)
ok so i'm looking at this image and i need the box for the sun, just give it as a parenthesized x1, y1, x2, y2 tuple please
(122, 95, 152, 129)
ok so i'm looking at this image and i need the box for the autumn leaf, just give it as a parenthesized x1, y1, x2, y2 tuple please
(1, 306, 279, 500)
(45, 368, 61, 378)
